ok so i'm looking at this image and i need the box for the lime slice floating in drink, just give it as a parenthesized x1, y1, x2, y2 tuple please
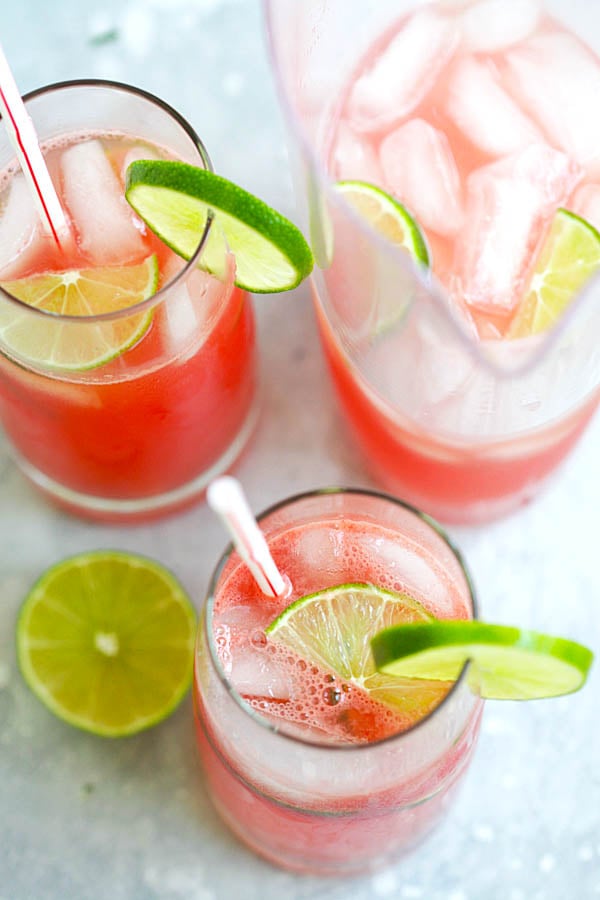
(335, 181, 429, 336)
(125, 161, 314, 293)
(336, 180, 430, 268)
(371, 621, 594, 700)
(266, 583, 453, 720)
(17, 551, 196, 737)
(0, 255, 157, 370)
(509, 208, 600, 338)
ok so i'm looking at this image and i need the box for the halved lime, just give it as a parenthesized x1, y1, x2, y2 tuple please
(17, 551, 196, 737)
(371, 621, 594, 700)
(0, 255, 157, 370)
(125, 161, 314, 293)
(509, 208, 600, 338)
(266, 583, 452, 719)
(336, 180, 430, 268)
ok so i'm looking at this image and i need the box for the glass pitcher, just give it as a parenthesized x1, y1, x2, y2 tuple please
(263, 0, 600, 524)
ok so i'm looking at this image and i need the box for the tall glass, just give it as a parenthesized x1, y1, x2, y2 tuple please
(0, 81, 257, 522)
(194, 489, 482, 875)
(264, 1, 600, 524)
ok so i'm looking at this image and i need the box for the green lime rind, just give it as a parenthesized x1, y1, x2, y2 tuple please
(266, 582, 432, 638)
(336, 180, 430, 268)
(509, 208, 600, 338)
(126, 160, 314, 293)
(0, 255, 157, 372)
(371, 621, 594, 701)
(17, 550, 196, 738)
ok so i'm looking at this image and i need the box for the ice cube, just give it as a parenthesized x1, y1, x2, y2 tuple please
(504, 33, 600, 176)
(348, 9, 458, 133)
(164, 281, 197, 348)
(0, 173, 42, 276)
(445, 57, 542, 157)
(61, 139, 146, 265)
(120, 144, 159, 183)
(231, 647, 293, 701)
(456, 145, 582, 314)
(571, 183, 600, 232)
(380, 119, 463, 237)
(331, 122, 382, 184)
(460, 0, 542, 53)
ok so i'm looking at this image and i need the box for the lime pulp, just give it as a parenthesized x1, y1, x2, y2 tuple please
(17, 550, 196, 737)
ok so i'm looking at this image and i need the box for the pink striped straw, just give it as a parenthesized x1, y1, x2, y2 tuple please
(207, 477, 288, 599)
(0, 42, 70, 247)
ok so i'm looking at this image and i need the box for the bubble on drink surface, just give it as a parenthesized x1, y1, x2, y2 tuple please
(60, 139, 147, 265)
(251, 630, 267, 649)
(380, 119, 463, 238)
(503, 33, 600, 177)
(445, 57, 542, 158)
(455, 144, 582, 315)
(459, 0, 542, 54)
(238, 639, 409, 744)
(348, 9, 459, 133)
(323, 687, 343, 706)
(0, 174, 42, 278)
(571, 183, 600, 233)
(331, 122, 383, 184)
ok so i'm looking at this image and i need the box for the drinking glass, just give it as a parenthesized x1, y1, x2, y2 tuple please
(0, 80, 258, 522)
(194, 488, 483, 875)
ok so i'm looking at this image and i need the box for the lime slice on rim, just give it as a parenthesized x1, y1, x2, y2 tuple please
(17, 551, 196, 737)
(508, 208, 600, 338)
(336, 180, 430, 268)
(125, 160, 314, 293)
(0, 255, 157, 371)
(266, 583, 453, 719)
(371, 621, 594, 700)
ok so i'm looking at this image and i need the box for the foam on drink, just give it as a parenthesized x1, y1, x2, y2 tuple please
(212, 517, 469, 745)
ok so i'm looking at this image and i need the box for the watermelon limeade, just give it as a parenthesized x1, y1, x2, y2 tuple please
(0, 82, 256, 522)
(194, 490, 483, 875)
(314, 2, 600, 523)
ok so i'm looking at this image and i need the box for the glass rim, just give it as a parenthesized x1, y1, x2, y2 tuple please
(262, 0, 600, 380)
(0, 78, 213, 323)
(203, 485, 480, 753)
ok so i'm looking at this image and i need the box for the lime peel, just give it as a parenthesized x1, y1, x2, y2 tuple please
(125, 160, 314, 293)
(371, 621, 594, 701)
(336, 180, 430, 268)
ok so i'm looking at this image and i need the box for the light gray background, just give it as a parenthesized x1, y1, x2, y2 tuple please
(0, 2, 599, 899)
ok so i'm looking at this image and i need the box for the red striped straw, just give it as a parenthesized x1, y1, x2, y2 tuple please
(0, 43, 70, 248)
(207, 477, 288, 599)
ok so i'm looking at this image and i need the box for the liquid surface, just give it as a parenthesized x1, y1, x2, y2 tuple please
(212, 517, 470, 745)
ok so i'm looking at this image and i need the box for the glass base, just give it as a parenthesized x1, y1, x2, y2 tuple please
(13, 400, 260, 523)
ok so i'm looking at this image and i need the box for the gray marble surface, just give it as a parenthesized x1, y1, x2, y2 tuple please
(1, 2, 599, 899)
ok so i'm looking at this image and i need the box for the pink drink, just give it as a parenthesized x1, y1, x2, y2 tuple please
(331, 5, 599, 335)
(275, 1, 600, 523)
(0, 82, 256, 522)
(194, 490, 482, 874)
